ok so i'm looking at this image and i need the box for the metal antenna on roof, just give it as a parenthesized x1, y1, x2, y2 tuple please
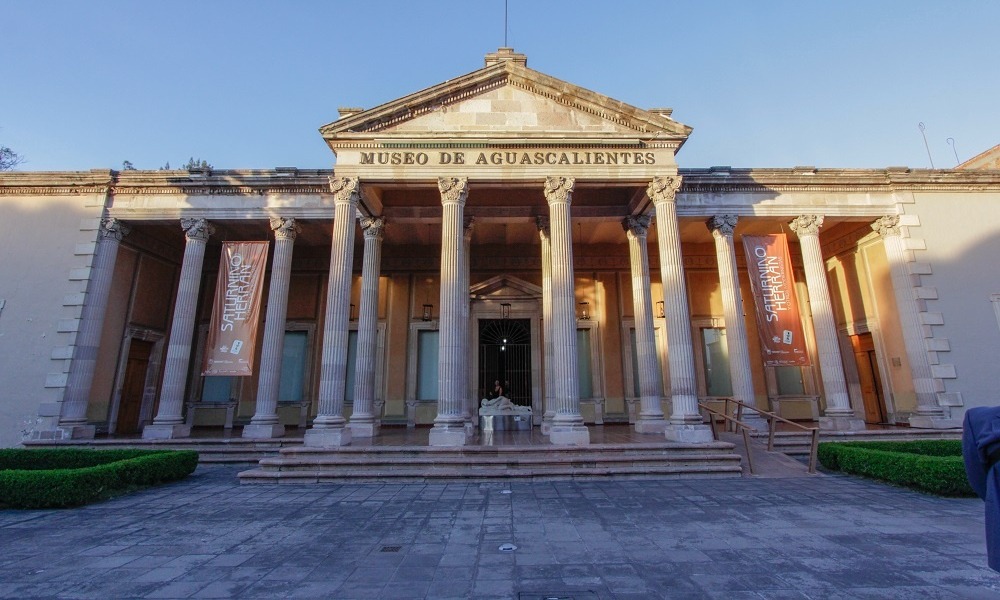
(918, 122, 935, 168)
(946, 137, 960, 166)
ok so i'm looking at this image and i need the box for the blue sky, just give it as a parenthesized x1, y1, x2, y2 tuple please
(2, 1, 997, 171)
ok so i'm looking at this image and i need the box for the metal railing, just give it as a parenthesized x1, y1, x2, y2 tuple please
(698, 401, 758, 475)
(699, 397, 820, 474)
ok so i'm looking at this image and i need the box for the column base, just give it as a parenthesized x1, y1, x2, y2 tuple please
(540, 411, 555, 435)
(142, 423, 191, 440)
(348, 420, 380, 438)
(549, 425, 590, 446)
(634, 417, 668, 434)
(664, 423, 714, 443)
(241, 423, 286, 439)
(908, 415, 961, 429)
(818, 416, 866, 431)
(428, 424, 468, 447)
(463, 421, 476, 437)
(303, 427, 352, 447)
(59, 424, 97, 439)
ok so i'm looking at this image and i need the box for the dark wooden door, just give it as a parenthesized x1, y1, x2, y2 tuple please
(117, 339, 153, 434)
(851, 333, 887, 424)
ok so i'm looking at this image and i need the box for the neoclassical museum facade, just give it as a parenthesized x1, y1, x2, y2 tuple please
(2, 48, 999, 449)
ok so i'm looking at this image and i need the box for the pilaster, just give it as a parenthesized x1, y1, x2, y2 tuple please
(537, 216, 555, 435)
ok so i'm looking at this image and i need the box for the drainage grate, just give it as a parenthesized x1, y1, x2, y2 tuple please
(379, 545, 402, 553)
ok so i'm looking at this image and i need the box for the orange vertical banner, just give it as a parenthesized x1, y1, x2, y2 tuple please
(203, 241, 269, 376)
(742, 234, 810, 367)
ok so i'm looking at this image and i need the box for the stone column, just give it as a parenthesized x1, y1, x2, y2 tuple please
(59, 218, 131, 439)
(144, 218, 213, 439)
(537, 216, 556, 434)
(624, 215, 667, 433)
(243, 217, 299, 439)
(873, 215, 957, 428)
(349, 216, 385, 438)
(429, 177, 469, 446)
(544, 176, 590, 445)
(305, 177, 360, 447)
(461, 216, 475, 434)
(707, 215, 761, 424)
(648, 177, 712, 442)
(789, 215, 865, 430)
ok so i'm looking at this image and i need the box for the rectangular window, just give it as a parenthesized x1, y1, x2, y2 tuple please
(201, 376, 234, 403)
(775, 366, 805, 396)
(416, 329, 439, 401)
(577, 328, 593, 399)
(701, 327, 733, 397)
(278, 330, 308, 402)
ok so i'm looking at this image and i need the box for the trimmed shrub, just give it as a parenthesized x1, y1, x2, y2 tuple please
(818, 440, 972, 497)
(0, 449, 198, 509)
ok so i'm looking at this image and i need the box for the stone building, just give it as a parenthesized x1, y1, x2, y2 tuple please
(2, 48, 998, 449)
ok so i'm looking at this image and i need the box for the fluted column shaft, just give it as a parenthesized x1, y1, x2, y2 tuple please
(461, 217, 474, 429)
(625, 215, 666, 433)
(61, 218, 130, 435)
(306, 177, 360, 447)
(873, 216, 953, 427)
(545, 177, 589, 445)
(648, 177, 709, 441)
(708, 215, 758, 412)
(349, 217, 385, 437)
(789, 216, 858, 426)
(244, 218, 298, 439)
(429, 177, 469, 446)
(537, 217, 555, 434)
(145, 218, 213, 439)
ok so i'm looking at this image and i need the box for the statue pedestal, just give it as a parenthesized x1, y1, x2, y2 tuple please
(479, 412, 532, 431)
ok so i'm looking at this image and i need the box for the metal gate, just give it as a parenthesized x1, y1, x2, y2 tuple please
(478, 319, 532, 407)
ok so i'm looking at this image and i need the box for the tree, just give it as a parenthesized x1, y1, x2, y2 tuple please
(122, 160, 136, 170)
(182, 157, 213, 170)
(0, 146, 24, 171)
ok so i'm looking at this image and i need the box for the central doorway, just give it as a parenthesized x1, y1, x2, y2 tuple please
(478, 319, 532, 407)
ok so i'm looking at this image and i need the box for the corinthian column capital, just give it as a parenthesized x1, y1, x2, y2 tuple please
(99, 218, 131, 242)
(647, 175, 682, 205)
(622, 214, 652, 238)
(872, 215, 901, 237)
(707, 214, 738, 238)
(543, 176, 575, 205)
(437, 177, 469, 205)
(329, 176, 360, 205)
(180, 218, 214, 242)
(269, 217, 300, 241)
(789, 215, 825, 237)
(360, 216, 386, 239)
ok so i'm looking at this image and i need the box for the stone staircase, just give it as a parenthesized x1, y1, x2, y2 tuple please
(237, 441, 743, 483)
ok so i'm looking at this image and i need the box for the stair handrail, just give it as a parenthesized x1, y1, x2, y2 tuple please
(697, 402, 757, 476)
(706, 397, 819, 474)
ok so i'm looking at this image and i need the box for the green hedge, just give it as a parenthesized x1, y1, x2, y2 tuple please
(818, 440, 972, 497)
(0, 449, 198, 509)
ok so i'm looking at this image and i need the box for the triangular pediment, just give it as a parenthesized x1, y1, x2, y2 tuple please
(320, 50, 691, 144)
(469, 275, 542, 300)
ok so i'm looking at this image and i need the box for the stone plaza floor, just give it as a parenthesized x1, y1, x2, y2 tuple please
(1, 465, 998, 599)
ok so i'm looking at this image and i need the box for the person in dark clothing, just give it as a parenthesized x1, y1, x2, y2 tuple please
(962, 406, 1000, 572)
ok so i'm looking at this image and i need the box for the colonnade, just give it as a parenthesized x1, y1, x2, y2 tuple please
(58, 174, 947, 444)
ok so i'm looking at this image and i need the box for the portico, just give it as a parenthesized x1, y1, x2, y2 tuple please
(13, 48, 977, 459)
